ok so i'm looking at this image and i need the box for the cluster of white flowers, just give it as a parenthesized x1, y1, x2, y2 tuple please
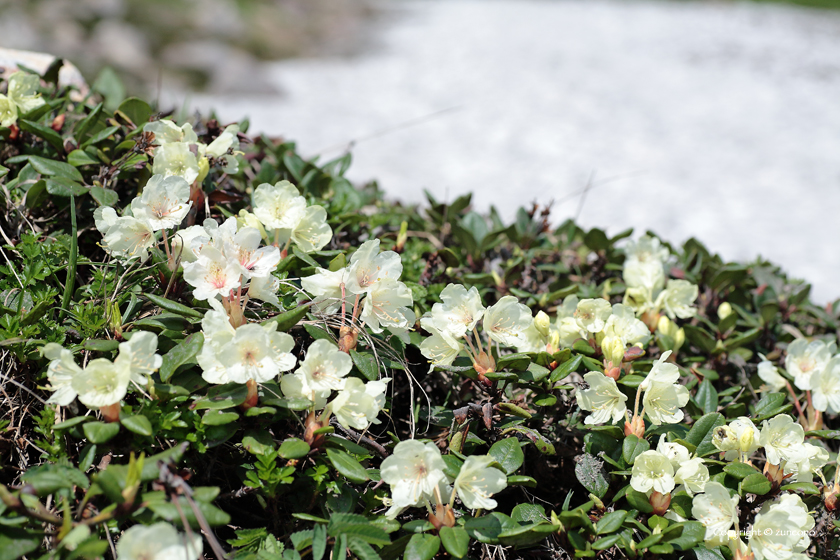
(302, 239, 414, 337)
(247, 181, 332, 254)
(576, 351, 689, 427)
(278, 339, 390, 431)
(379, 440, 507, 519)
(179, 216, 283, 306)
(144, 118, 242, 183)
(549, 296, 650, 364)
(416, 284, 545, 372)
(630, 437, 709, 498)
(42, 332, 162, 409)
(692, 483, 815, 559)
(622, 235, 698, 320)
(0, 72, 45, 128)
(758, 338, 840, 416)
(712, 414, 828, 482)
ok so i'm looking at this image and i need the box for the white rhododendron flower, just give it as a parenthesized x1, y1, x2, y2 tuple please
(116, 522, 203, 560)
(419, 318, 463, 368)
(284, 339, 352, 402)
(785, 338, 834, 391)
(360, 278, 416, 334)
(692, 481, 739, 547)
(0, 72, 45, 127)
(656, 436, 691, 469)
(555, 316, 586, 348)
(454, 455, 508, 510)
(429, 284, 485, 339)
(301, 267, 349, 314)
(171, 225, 209, 263)
(247, 274, 282, 307)
(115, 331, 163, 385)
(750, 494, 814, 560)
(94, 207, 155, 262)
(574, 298, 612, 333)
(345, 239, 403, 295)
(330, 377, 389, 431)
(759, 414, 805, 465)
(285, 205, 333, 253)
(785, 442, 829, 483)
(205, 124, 240, 170)
(43, 333, 162, 408)
(674, 457, 709, 496)
(602, 304, 650, 346)
(144, 120, 198, 145)
(657, 279, 698, 319)
(152, 142, 200, 185)
(639, 351, 679, 390)
(380, 440, 450, 518)
(225, 227, 281, 279)
(630, 450, 675, 494)
(42, 344, 83, 405)
(483, 296, 535, 351)
(757, 356, 787, 393)
(810, 356, 840, 413)
(182, 245, 242, 301)
(643, 380, 690, 425)
(130, 174, 192, 231)
(73, 359, 131, 408)
(253, 180, 307, 230)
(197, 300, 296, 384)
(712, 417, 761, 462)
(576, 372, 628, 425)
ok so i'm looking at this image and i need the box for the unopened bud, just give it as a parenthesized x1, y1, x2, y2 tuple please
(824, 484, 839, 512)
(718, 302, 733, 320)
(624, 415, 645, 439)
(738, 426, 756, 454)
(602, 336, 625, 368)
(241, 379, 259, 411)
(534, 311, 551, 338)
(605, 366, 620, 381)
(649, 491, 671, 516)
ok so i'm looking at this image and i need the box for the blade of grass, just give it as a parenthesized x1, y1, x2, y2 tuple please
(59, 195, 77, 321)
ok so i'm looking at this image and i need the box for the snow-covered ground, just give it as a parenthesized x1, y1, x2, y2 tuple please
(182, 0, 840, 302)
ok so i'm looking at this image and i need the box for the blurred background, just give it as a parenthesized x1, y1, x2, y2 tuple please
(2, 0, 840, 302)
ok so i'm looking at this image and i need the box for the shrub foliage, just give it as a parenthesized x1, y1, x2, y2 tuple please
(1, 65, 839, 560)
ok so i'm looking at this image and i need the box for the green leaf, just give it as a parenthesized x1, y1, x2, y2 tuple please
(116, 97, 152, 127)
(27, 156, 83, 181)
(327, 514, 390, 546)
(19, 119, 64, 152)
(81, 125, 121, 149)
(145, 293, 204, 318)
(572, 339, 596, 356)
(496, 353, 531, 371)
(351, 350, 379, 381)
(46, 177, 87, 196)
(550, 354, 582, 383)
(510, 503, 546, 524)
(67, 149, 100, 167)
(159, 332, 203, 382)
(92, 67, 126, 111)
(506, 475, 537, 487)
(488, 438, 524, 474)
(464, 513, 512, 544)
(625, 488, 653, 513)
(202, 409, 240, 426)
(326, 448, 369, 483)
(740, 473, 771, 495)
(83, 339, 120, 352)
(242, 429, 275, 455)
(82, 421, 120, 444)
(347, 537, 381, 560)
(574, 454, 609, 498)
(0, 527, 42, 560)
(267, 305, 310, 332)
(592, 533, 622, 550)
(120, 415, 153, 436)
(685, 412, 725, 457)
(694, 379, 718, 414)
(192, 383, 248, 410)
(279, 438, 311, 459)
(404, 534, 440, 560)
(752, 393, 787, 420)
(596, 510, 627, 535)
(439, 527, 469, 559)
(723, 462, 760, 479)
(622, 435, 650, 465)
(22, 464, 89, 495)
(780, 482, 820, 495)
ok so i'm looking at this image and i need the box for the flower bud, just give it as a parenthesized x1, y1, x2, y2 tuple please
(534, 310, 551, 338)
(649, 491, 671, 516)
(718, 302, 733, 320)
(602, 336, 625, 368)
(738, 426, 756, 454)
(624, 415, 645, 438)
